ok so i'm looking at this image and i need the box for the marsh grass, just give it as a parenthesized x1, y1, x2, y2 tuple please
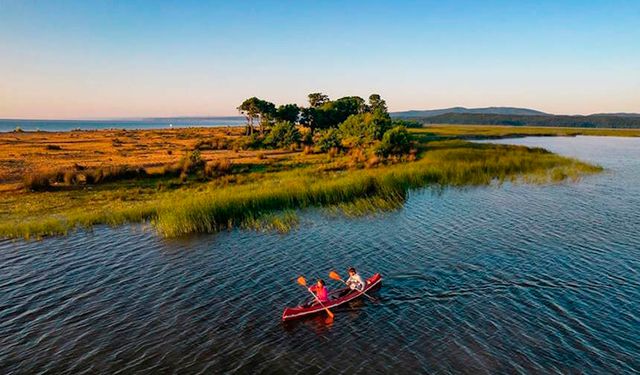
(22, 165, 151, 190)
(0, 202, 156, 240)
(1, 140, 602, 239)
(152, 141, 601, 237)
(328, 193, 406, 217)
(411, 125, 640, 139)
(242, 210, 300, 233)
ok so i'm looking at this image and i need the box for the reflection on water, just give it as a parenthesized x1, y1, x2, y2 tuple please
(1, 136, 639, 373)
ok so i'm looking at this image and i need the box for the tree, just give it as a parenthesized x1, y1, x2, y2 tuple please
(308, 92, 330, 108)
(368, 94, 388, 114)
(300, 106, 332, 131)
(237, 97, 261, 135)
(331, 96, 367, 122)
(264, 121, 301, 148)
(275, 104, 300, 123)
(237, 97, 275, 135)
(299, 107, 317, 130)
(256, 100, 276, 135)
(349, 96, 368, 114)
(300, 96, 366, 131)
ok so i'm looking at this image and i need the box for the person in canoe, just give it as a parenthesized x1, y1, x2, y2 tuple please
(308, 279, 329, 303)
(340, 267, 365, 296)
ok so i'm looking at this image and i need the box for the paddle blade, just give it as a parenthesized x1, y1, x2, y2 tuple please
(328, 271, 342, 281)
(297, 276, 307, 286)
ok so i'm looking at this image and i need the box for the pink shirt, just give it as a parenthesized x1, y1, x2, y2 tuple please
(309, 285, 329, 302)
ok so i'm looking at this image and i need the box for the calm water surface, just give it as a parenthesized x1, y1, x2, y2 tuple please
(1, 136, 639, 374)
(0, 117, 245, 132)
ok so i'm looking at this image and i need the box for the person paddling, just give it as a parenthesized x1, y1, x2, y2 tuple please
(308, 279, 329, 303)
(342, 267, 365, 295)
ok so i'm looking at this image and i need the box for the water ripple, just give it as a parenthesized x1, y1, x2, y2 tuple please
(1, 136, 640, 373)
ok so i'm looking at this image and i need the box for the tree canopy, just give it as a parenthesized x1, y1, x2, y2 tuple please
(235, 92, 413, 155)
(308, 92, 330, 108)
(238, 92, 390, 133)
(237, 97, 276, 135)
(368, 94, 387, 113)
(275, 104, 300, 123)
(338, 110, 392, 145)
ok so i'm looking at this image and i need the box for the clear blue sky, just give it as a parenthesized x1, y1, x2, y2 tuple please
(1, 0, 638, 118)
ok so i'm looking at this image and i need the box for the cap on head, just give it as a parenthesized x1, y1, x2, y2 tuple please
(348, 267, 356, 274)
(317, 279, 325, 286)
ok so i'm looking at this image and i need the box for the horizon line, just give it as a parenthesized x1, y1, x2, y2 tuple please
(3, 107, 640, 121)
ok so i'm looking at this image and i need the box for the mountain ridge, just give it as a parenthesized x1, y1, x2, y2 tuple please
(391, 107, 550, 118)
(391, 107, 640, 118)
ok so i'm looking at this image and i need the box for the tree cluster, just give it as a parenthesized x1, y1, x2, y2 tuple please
(238, 93, 389, 135)
(237, 93, 412, 156)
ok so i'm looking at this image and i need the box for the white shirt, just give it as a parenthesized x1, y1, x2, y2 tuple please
(346, 273, 365, 291)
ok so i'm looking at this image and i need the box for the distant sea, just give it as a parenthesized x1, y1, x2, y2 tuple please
(0, 117, 246, 132)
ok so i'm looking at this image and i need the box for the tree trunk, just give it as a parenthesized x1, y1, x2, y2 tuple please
(246, 116, 254, 136)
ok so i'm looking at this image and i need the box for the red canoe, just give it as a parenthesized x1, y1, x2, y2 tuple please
(282, 273, 382, 321)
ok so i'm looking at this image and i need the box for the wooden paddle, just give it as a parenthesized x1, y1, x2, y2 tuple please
(297, 276, 334, 319)
(328, 271, 376, 301)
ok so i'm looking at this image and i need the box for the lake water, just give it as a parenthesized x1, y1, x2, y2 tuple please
(0, 117, 245, 132)
(1, 136, 639, 374)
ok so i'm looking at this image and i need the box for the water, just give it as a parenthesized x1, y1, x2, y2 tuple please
(1, 136, 639, 374)
(0, 117, 245, 132)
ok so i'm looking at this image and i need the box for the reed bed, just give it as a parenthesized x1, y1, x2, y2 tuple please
(153, 141, 600, 237)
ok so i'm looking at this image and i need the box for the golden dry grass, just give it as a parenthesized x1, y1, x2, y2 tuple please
(0, 127, 299, 190)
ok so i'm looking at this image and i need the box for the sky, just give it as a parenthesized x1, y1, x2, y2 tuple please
(0, 0, 638, 119)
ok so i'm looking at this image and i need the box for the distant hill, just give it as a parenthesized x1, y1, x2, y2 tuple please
(400, 113, 640, 129)
(391, 107, 549, 118)
(590, 112, 640, 117)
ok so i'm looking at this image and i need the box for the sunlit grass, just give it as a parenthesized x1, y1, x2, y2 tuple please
(0, 140, 602, 239)
(242, 210, 300, 233)
(410, 124, 640, 139)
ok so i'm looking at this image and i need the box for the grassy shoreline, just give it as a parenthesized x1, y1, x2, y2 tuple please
(0, 138, 602, 239)
(411, 124, 640, 139)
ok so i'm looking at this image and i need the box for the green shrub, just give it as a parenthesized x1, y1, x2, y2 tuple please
(338, 110, 392, 145)
(204, 159, 232, 178)
(264, 121, 301, 148)
(301, 128, 314, 145)
(313, 128, 342, 152)
(189, 150, 203, 166)
(89, 166, 149, 184)
(392, 119, 423, 128)
(194, 137, 229, 150)
(233, 134, 264, 150)
(172, 150, 206, 174)
(23, 172, 52, 191)
(375, 126, 412, 156)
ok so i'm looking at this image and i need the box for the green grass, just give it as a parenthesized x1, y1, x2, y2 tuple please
(410, 124, 640, 139)
(0, 140, 602, 239)
(153, 141, 600, 237)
